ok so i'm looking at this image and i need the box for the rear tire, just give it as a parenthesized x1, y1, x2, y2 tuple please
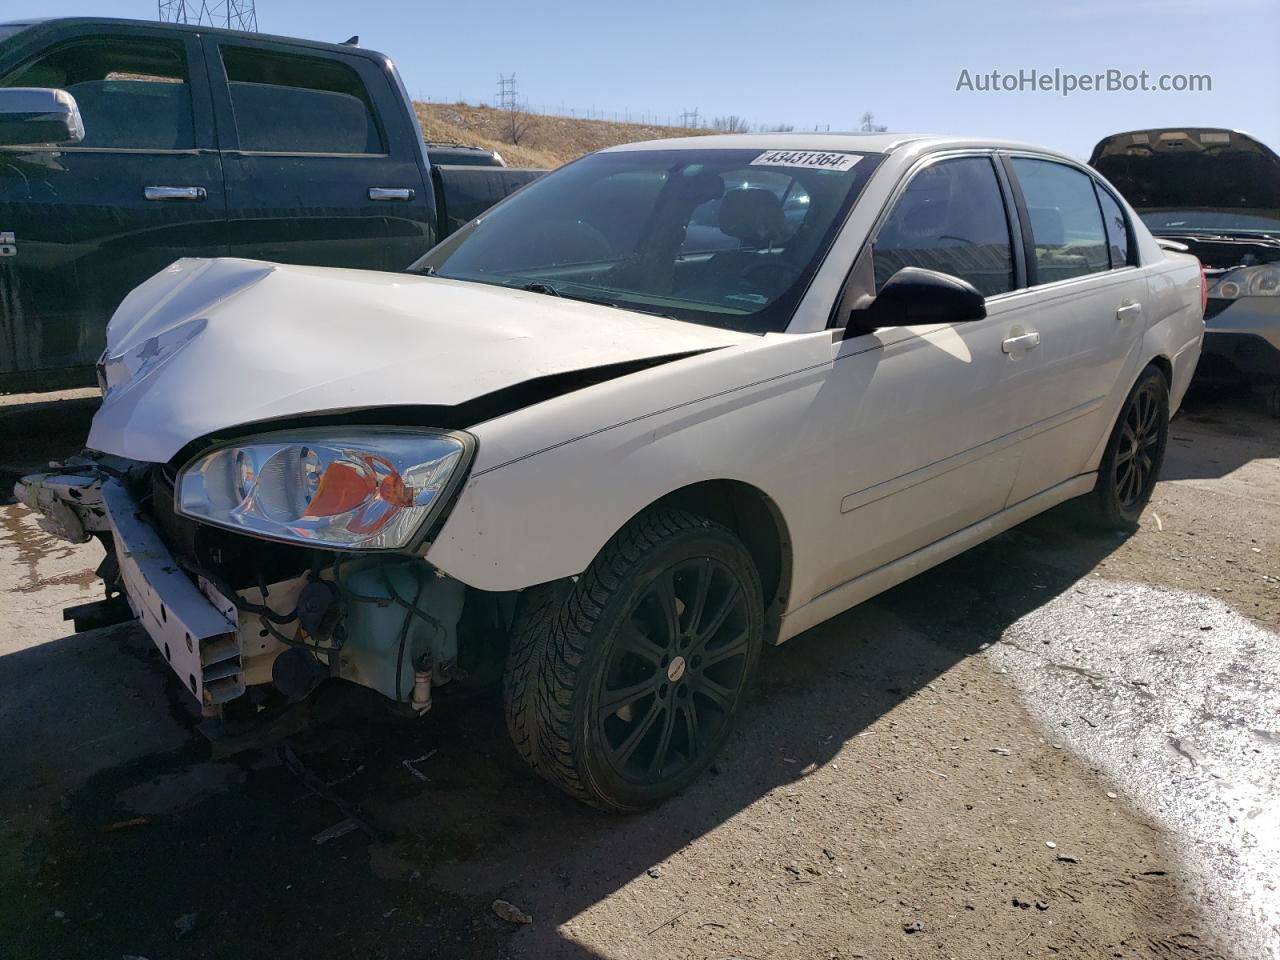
(524, 509, 764, 812)
(1085, 364, 1169, 531)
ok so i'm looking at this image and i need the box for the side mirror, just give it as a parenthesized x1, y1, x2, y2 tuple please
(0, 88, 85, 147)
(850, 267, 987, 334)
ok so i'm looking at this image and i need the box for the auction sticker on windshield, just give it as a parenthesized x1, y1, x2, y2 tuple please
(750, 150, 861, 171)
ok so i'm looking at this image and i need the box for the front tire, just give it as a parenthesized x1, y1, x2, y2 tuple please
(1086, 364, 1170, 530)
(522, 509, 764, 812)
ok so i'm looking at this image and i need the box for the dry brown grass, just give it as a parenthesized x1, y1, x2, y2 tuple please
(413, 101, 713, 169)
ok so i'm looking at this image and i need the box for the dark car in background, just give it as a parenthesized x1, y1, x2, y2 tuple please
(426, 141, 506, 167)
(1091, 128, 1280, 412)
(0, 18, 542, 393)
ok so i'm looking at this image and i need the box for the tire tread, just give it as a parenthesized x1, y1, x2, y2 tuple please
(534, 508, 719, 810)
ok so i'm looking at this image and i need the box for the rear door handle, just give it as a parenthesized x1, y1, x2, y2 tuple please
(144, 186, 207, 201)
(1001, 331, 1041, 353)
(368, 187, 415, 201)
(1116, 302, 1143, 324)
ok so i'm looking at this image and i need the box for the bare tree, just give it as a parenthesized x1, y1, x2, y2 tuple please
(503, 101, 535, 145)
(860, 111, 888, 133)
(712, 115, 751, 133)
(762, 123, 795, 132)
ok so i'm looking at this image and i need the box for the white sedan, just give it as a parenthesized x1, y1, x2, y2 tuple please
(18, 134, 1205, 811)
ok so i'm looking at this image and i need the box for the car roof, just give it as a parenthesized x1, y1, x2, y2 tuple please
(0, 17, 384, 59)
(602, 132, 1080, 163)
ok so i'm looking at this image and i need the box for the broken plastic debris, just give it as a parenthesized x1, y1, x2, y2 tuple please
(492, 899, 532, 924)
(106, 816, 150, 832)
(402, 749, 438, 783)
(174, 913, 198, 941)
(312, 819, 359, 845)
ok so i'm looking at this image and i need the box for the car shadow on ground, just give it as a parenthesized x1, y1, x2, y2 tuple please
(1161, 390, 1280, 483)
(0, 391, 99, 505)
(0, 500, 1128, 960)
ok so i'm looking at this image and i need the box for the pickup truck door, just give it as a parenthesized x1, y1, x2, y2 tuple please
(0, 24, 226, 386)
(203, 37, 436, 273)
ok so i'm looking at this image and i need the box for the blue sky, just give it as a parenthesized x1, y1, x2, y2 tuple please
(15, 0, 1280, 158)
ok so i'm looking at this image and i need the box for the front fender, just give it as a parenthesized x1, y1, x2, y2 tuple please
(424, 332, 833, 593)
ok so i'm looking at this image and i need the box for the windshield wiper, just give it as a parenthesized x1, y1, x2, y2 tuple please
(520, 282, 562, 297)
(516, 280, 680, 322)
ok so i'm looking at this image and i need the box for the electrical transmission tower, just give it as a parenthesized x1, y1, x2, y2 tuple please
(496, 74, 518, 112)
(158, 0, 259, 31)
(679, 107, 700, 129)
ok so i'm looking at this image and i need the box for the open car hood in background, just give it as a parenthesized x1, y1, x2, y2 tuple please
(88, 258, 750, 464)
(1090, 127, 1280, 230)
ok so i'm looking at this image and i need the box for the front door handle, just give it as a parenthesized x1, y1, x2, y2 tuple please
(1116, 302, 1143, 324)
(1002, 331, 1041, 354)
(368, 187, 415, 201)
(144, 186, 207, 201)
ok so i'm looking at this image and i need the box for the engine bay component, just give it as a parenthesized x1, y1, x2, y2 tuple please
(332, 557, 464, 703)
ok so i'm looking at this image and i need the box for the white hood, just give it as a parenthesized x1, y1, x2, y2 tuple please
(88, 258, 749, 463)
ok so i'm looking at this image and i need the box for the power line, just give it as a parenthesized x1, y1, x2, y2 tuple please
(157, 0, 258, 31)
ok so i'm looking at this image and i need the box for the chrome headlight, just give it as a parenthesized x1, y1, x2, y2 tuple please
(1208, 264, 1280, 300)
(176, 428, 473, 550)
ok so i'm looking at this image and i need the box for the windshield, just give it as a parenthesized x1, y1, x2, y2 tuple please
(1137, 208, 1280, 235)
(410, 147, 881, 333)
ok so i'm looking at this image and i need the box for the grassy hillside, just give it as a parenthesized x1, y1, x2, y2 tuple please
(413, 101, 712, 169)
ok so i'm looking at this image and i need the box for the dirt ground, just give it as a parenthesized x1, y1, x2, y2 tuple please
(0, 387, 1276, 960)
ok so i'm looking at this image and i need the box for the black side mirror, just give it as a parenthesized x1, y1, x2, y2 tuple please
(0, 88, 85, 147)
(849, 267, 987, 335)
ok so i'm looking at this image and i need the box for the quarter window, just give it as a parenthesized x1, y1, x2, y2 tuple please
(1011, 158, 1110, 283)
(220, 46, 382, 154)
(873, 156, 1014, 298)
(0, 37, 194, 150)
(1094, 185, 1132, 268)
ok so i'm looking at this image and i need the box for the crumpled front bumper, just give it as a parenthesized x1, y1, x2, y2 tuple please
(99, 478, 248, 710)
(16, 461, 462, 718)
(16, 464, 299, 715)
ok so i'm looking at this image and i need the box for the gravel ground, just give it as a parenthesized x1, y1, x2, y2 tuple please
(0, 387, 1275, 960)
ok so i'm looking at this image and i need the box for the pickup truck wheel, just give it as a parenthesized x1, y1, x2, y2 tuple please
(1087, 364, 1169, 531)
(532, 509, 764, 811)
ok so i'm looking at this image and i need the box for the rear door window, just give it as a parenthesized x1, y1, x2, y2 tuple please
(1094, 184, 1133, 268)
(873, 155, 1015, 298)
(0, 36, 194, 149)
(1011, 157, 1111, 283)
(219, 45, 383, 154)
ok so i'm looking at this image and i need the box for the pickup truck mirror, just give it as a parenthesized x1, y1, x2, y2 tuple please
(0, 88, 85, 147)
(848, 266, 986, 336)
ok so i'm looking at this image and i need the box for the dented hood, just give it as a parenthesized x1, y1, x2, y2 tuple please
(88, 258, 749, 463)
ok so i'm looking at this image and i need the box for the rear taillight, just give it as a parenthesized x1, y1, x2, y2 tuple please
(1199, 260, 1209, 316)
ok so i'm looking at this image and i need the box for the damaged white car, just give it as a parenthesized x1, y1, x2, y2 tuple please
(18, 134, 1205, 810)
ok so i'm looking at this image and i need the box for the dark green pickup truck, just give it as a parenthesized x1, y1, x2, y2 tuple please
(0, 18, 542, 392)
